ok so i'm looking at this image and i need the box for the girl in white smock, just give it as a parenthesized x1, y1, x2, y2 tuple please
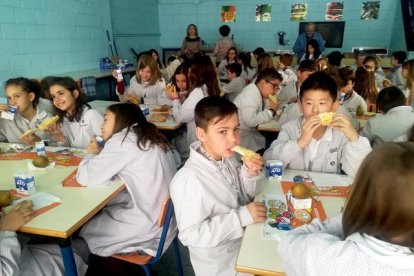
(114, 54, 171, 105)
(278, 143, 414, 276)
(77, 103, 177, 257)
(46, 77, 103, 149)
(0, 78, 52, 144)
(166, 55, 221, 159)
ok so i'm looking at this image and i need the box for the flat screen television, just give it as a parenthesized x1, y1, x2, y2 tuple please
(401, 0, 414, 51)
(298, 22, 345, 48)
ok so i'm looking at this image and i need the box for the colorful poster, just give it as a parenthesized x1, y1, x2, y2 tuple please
(221, 5, 236, 22)
(361, 1, 380, 20)
(326, 2, 344, 21)
(291, 4, 307, 21)
(256, 4, 272, 22)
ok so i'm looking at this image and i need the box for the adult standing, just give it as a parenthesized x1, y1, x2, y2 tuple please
(293, 22, 325, 59)
(181, 24, 203, 59)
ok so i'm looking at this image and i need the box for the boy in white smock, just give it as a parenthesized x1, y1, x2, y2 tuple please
(264, 72, 371, 177)
(361, 86, 414, 147)
(170, 97, 266, 276)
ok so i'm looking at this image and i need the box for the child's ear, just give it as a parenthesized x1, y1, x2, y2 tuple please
(195, 127, 206, 142)
(73, 89, 80, 99)
(28, 92, 36, 103)
(332, 100, 340, 112)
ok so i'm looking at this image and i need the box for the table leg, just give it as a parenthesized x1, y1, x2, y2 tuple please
(59, 238, 78, 276)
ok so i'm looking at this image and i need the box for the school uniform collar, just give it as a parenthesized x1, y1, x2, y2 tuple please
(347, 232, 414, 268)
(386, 105, 414, 114)
(17, 107, 47, 125)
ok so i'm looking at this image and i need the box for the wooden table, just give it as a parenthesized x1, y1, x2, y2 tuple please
(236, 170, 350, 275)
(89, 100, 183, 131)
(0, 145, 125, 276)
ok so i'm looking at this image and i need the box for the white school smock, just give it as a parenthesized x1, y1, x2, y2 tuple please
(360, 106, 414, 148)
(278, 214, 414, 276)
(172, 85, 208, 149)
(233, 83, 274, 152)
(117, 76, 166, 105)
(342, 90, 368, 113)
(222, 76, 246, 102)
(170, 141, 263, 276)
(59, 107, 102, 149)
(0, 108, 50, 143)
(263, 116, 371, 177)
(77, 129, 177, 257)
(240, 66, 256, 83)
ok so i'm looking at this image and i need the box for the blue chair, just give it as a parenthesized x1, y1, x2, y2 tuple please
(112, 197, 184, 276)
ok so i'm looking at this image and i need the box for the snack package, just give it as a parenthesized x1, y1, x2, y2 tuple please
(1, 106, 17, 120)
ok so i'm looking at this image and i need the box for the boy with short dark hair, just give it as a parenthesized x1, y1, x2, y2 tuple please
(264, 71, 371, 177)
(222, 63, 246, 102)
(234, 68, 283, 152)
(361, 86, 414, 147)
(170, 96, 265, 276)
(386, 51, 408, 90)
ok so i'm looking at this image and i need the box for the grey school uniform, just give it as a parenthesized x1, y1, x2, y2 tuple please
(360, 106, 414, 147)
(222, 76, 246, 102)
(264, 116, 371, 177)
(0, 108, 50, 143)
(233, 83, 273, 152)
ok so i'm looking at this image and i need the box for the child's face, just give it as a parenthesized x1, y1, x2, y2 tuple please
(340, 80, 354, 93)
(227, 70, 236, 80)
(227, 50, 237, 61)
(101, 110, 116, 141)
(402, 67, 408, 79)
(5, 85, 35, 114)
(196, 113, 240, 161)
(139, 66, 151, 82)
(175, 73, 187, 91)
(390, 56, 398, 66)
(259, 79, 281, 99)
(307, 44, 315, 54)
(300, 90, 338, 118)
(364, 60, 376, 71)
(49, 85, 78, 114)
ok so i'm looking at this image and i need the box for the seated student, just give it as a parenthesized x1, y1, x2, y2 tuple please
(114, 54, 170, 105)
(170, 96, 266, 276)
(216, 47, 238, 81)
(221, 63, 246, 102)
(77, 103, 177, 257)
(264, 72, 371, 177)
(364, 55, 387, 91)
(299, 39, 322, 62)
(361, 86, 414, 147)
(278, 142, 414, 276)
(234, 68, 283, 152)
(354, 66, 378, 110)
(386, 51, 407, 90)
(0, 200, 88, 275)
(161, 55, 182, 83)
(326, 51, 343, 68)
(350, 50, 366, 72)
(338, 67, 367, 113)
(237, 52, 256, 84)
(45, 76, 103, 149)
(276, 54, 298, 108)
(0, 78, 51, 145)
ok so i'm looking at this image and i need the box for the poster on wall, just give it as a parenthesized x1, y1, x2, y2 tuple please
(326, 2, 344, 20)
(221, 6, 236, 22)
(361, 1, 380, 20)
(291, 4, 307, 21)
(256, 4, 272, 22)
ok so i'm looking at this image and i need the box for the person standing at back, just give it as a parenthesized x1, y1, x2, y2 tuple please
(181, 24, 203, 59)
(293, 22, 325, 60)
(214, 25, 236, 64)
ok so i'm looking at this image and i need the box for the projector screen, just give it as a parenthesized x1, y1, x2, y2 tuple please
(298, 22, 345, 48)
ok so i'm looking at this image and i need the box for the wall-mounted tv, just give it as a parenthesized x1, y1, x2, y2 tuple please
(401, 0, 414, 51)
(299, 22, 345, 48)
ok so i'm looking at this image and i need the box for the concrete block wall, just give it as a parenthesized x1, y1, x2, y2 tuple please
(0, 0, 112, 96)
